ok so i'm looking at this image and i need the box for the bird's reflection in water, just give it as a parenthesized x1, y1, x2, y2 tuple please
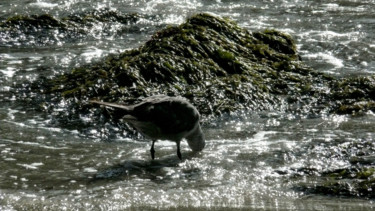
(91, 151, 203, 182)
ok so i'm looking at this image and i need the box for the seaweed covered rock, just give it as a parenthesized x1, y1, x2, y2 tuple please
(292, 139, 375, 198)
(298, 167, 375, 198)
(1, 14, 67, 29)
(328, 76, 375, 114)
(33, 14, 314, 115)
(17, 13, 375, 128)
(0, 9, 142, 46)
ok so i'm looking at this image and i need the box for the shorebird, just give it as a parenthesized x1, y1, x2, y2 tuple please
(90, 95, 205, 160)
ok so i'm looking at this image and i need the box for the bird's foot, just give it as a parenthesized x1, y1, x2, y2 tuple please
(177, 142, 182, 160)
(150, 148, 155, 160)
(150, 140, 156, 160)
(177, 149, 182, 160)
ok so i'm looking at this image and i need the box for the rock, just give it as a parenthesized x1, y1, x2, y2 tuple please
(10, 13, 375, 127)
(297, 167, 375, 198)
(0, 9, 142, 45)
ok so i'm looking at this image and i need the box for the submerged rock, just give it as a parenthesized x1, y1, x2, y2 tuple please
(293, 139, 375, 198)
(1, 14, 67, 29)
(0, 9, 143, 46)
(298, 167, 375, 198)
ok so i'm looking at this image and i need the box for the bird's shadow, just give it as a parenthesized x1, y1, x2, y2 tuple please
(89, 151, 202, 183)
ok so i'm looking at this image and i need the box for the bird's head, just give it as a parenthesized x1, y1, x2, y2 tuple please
(185, 124, 205, 152)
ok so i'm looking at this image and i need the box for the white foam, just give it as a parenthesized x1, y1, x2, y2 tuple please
(83, 167, 98, 173)
(30, 1, 58, 8)
(82, 47, 105, 63)
(304, 52, 344, 69)
(300, 30, 360, 41)
(17, 162, 44, 170)
(0, 67, 16, 78)
(163, 14, 185, 25)
(322, 3, 339, 9)
(252, 131, 278, 141)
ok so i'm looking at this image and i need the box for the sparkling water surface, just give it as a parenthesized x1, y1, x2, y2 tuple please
(1, 0, 375, 210)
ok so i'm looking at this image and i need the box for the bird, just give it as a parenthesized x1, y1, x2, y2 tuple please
(89, 95, 205, 160)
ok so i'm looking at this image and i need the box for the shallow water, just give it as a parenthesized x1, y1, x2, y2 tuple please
(1, 109, 375, 209)
(1, 0, 375, 210)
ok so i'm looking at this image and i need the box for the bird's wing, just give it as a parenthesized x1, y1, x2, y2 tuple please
(89, 100, 134, 120)
(133, 99, 199, 135)
(89, 100, 133, 111)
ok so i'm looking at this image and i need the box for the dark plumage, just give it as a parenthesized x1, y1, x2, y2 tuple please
(90, 95, 205, 160)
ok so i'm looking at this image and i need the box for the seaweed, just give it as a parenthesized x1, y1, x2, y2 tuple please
(298, 167, 375, 198)
(0, 9, 143, 46)
(11, 13, 375, 131)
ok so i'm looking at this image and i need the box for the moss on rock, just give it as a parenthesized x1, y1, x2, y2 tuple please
(328, 76, 375, 114)
(1, 14, 67, 29)
(299, 167, 375, 198)
(34, 14, 308, 116)
(15, 13, 375, 125)
(0, 9, 142, 45)
(293, 139, 375, 198)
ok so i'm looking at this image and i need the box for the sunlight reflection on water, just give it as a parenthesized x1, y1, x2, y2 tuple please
(1, 0, 375, 209)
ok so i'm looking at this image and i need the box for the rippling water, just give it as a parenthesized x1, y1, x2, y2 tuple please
(1, 0, 375, 210)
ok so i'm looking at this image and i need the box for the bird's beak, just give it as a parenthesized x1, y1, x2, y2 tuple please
(186, 124, 205, 152)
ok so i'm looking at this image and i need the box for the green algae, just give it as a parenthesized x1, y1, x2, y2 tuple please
(0, 9, 143, 46)
(292, 138, 375, 199)
(324, 75, 375, 114)
(299, 167, 375, 198)
(64, 9, 139, 25)
(22, 13, 375, 119)
(9, 12, 372, 125)
(1, 14, 67, 29)
(0, 9, 140, 30)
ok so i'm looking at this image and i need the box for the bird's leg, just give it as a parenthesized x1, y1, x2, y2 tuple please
(150, 140, 156, 160)
(176, 141, 182, 160)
